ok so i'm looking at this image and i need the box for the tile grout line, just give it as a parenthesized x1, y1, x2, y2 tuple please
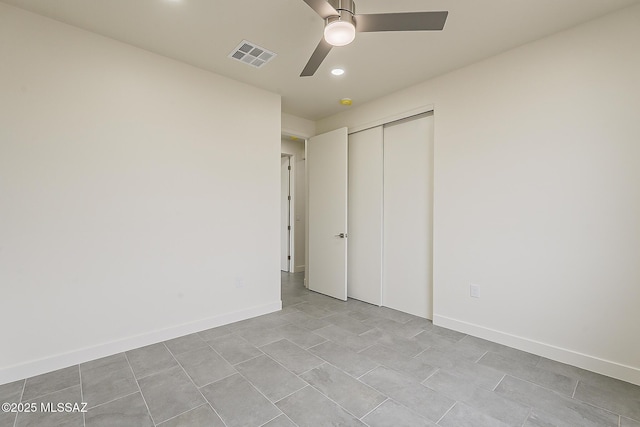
(304, 340, 327, 352)
(231, 353, 263, 366)
(242, 328, 328, 353)
(422, 367, 440, 383)
(203, 333, 266, 368)
(492, 374, 507, 392)
(305, 382, 364, 421)
(358, 397, 389, 421)
(627, 415, 640, 424)
(520, 408, 533, 427)
(12, 379, 26, 427)
(412, 346, 433, 359)
(306, 344, 380, 380)
(20, 383, 79, 404)
(356, 344, 378, 355)
(572, 379, 579, 398)
(356, 364, 381, 380)
(271, 382, 309, 404)
(203, 339, 239, 369)
(295, 361, 327, 378)
(250, 346, 318, 384)
(435, 400, 457, 425)
(313, 358, 376, 384)
(474, 350, 489, 363)
(163, 343, 230, 427)
(236, 333, 287, 351)
(78, 365, 85, 427)
(505, 373, 622, 419)
(384, 397, 439, 425)
(304, 337, 329, 350)
(220, 364, 285, 422)
(154, 402, 208, 426)
(280, 412, 300, 427)
(123, 351, 157, 427)
(410, 329, 426, 339)
(132, 357, 185, 382)
(620, 415, 640, 426)
(85, 390, 140, 411)
(193, 371, 239, 391)
(230, 354, 297, 406)
(570, 392, 623, 420)
(258, 350, 378, 423)
(257, 413, 283, 427)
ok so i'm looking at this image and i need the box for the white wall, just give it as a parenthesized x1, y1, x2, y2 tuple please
(281, 138, 306, 272)
(0, 4, 281, 384)
(318, 4, 640, 385)
(282, 113, 315, 139)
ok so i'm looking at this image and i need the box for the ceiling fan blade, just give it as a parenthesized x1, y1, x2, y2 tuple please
(300, 38, 333, 77)
(356, 11, 448, 32)
(302, 0, 338, 19)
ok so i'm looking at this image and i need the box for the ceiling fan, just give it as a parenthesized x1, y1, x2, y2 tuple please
(300, 0, 448, 77)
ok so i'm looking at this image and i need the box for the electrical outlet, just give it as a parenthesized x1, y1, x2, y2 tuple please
(470, 283, 480, 298)
(235, 277, 246, 289)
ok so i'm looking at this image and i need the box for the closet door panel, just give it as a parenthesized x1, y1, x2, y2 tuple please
(383, 114, 434, 318)
(348, 127, 383, 305)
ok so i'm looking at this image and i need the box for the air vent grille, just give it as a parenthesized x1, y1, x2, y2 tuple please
(228, 40, 276, 69)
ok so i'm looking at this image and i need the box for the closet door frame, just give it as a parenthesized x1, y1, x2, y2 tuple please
(348, 105, 434, 134)
(346, 105, 434, 317)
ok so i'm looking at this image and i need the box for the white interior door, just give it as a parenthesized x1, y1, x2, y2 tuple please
(307, 127, 348, 300)
(280, 156, 290, 272)
(383, 114, 434, 318)
(348, 127, 383, 305)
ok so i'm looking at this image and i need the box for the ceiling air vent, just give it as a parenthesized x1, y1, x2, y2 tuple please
(228, 40, 277, 69)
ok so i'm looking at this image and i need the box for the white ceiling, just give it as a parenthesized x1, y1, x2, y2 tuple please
(3, 0, 638, 120)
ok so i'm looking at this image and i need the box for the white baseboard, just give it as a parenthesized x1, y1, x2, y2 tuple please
(0, 301, 282, 386)
(433, 314, 640, 386)
(294, 265, 305, 273)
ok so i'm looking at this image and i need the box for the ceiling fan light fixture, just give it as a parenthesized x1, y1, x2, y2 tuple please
(324, 17, 356, 47)
(300, 0, 448, 77)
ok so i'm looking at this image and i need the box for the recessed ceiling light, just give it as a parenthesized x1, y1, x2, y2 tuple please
(331, 68, 345, 76)
(340, 98, 353, 106)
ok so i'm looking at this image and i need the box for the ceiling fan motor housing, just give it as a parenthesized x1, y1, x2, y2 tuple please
(326, 0, 356, 34)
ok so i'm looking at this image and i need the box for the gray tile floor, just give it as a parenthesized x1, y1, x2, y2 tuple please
(2, 272, 639, 427)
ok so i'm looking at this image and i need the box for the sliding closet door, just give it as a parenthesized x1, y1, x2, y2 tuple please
(383, 113, 434, 318)
(348, 127, 383, 305)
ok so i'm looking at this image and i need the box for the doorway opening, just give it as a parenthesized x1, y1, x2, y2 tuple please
(281, 154, 293, 272)
(281, 134, 307, 279)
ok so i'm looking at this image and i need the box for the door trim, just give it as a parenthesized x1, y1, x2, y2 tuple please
(347, 104, 434, 134)
(280, 154, 296, 272)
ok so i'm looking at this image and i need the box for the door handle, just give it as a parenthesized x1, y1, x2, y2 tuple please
(334, 233, 347, 238)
